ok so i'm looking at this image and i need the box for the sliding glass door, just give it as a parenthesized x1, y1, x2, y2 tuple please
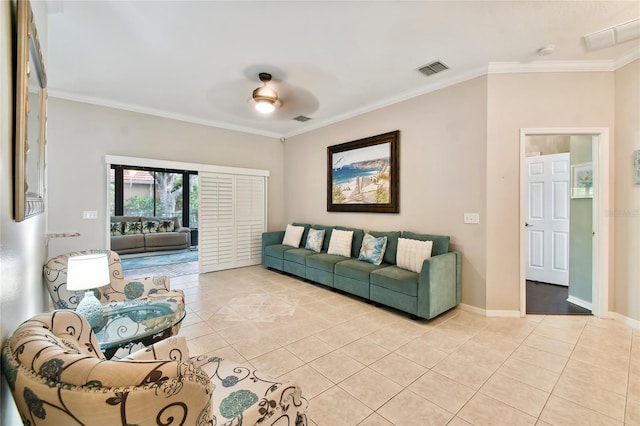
(110, 165, 198, 228)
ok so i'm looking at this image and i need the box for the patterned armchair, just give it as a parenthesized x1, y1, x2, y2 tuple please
(43, 249, 184, 312)
(2, 311, 308, 425)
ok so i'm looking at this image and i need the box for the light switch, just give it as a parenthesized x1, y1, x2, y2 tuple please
(464, 213, 480, 224)
(82, 211, 98, 219)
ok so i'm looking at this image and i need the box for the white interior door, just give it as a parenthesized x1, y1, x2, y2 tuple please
(526, 153, 570, 286)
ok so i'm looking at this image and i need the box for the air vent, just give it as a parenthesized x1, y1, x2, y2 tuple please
(293, 115, 312, 122)
(417, 60, 449, 77)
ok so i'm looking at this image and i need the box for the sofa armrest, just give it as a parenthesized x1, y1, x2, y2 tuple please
(417, 251, 461, 319)
(176, 226, 190, 234)
(261, 230, 285, 262)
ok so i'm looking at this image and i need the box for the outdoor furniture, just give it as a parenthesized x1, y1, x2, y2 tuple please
(2, 311, 308, 425)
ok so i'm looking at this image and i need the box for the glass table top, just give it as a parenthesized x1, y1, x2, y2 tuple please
(94, 299, 185, 350)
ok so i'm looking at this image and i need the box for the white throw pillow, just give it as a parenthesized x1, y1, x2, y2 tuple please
(396, 237, 433, 273)
(327, 229, 354, 257)
(282, 224, 305, 248)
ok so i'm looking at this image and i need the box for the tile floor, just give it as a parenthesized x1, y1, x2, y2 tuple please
(149, 265, 638, 425)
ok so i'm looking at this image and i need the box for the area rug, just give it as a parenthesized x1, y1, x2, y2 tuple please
(121, 250, 199, 270)
(216, 294, 298, 322)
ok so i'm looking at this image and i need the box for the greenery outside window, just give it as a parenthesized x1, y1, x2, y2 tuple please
(110, 165, 198, 228)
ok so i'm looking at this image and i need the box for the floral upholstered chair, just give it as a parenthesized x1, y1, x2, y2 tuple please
(2, 311, 309, 425)
(43, 250, 185, 334)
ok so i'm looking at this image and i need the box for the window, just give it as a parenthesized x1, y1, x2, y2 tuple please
(110, 165, 198, 228)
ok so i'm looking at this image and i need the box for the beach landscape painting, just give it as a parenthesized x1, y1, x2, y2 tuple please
(327, 131, 399, 213)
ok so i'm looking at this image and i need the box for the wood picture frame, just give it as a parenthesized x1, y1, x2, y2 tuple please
(327, 130, 399, 213)
(14, 0, 48, 222)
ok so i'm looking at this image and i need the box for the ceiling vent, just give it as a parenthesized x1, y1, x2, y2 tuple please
(417, 60, 449, 77)
(584, 18, 640, 51)
(293, 115, 312, 122)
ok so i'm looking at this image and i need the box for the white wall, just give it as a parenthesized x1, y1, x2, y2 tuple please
(486, 72, 615, 313)
(1, 1, 49, 423)
(284, 77, 489, 309)
(614, 59, 640, 322)
(46, 99, 285, 257)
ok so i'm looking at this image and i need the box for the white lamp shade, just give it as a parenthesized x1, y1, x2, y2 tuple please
(67, 254, 110, 291)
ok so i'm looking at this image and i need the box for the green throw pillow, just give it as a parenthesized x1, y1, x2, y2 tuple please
(142, 220, 159, 234)
(110, 221, 123, 236)
(124, 221, 143, 235)
(158, 219, 175, 233)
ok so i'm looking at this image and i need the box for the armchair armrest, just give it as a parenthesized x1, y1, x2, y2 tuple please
(100, 275, 172, 303)
(123, 336, 190, 362)
(417, 251, 461, 319)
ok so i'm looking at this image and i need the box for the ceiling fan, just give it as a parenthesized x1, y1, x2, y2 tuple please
(252, 72, 280, 114)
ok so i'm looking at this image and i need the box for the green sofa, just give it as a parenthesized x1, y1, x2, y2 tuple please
(262, 224, 461, 320)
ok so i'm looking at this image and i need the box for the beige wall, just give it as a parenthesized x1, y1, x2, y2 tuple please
(486, 72, 615, 312)
(1, 1, 49, 423)
(614, 59, 640, 321)
(285, 77, 489, 309)
(46, 99, 285, 257)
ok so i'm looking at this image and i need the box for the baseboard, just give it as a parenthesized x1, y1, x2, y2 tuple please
(458, 303, 521, 318)
(609, 312, 640, 330)
(566, 295, 593, 311)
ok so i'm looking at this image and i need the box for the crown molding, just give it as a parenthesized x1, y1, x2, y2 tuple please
(487, 60, 617, 74)
(615, 50, 640, 69)
(46, 90, 283, 139)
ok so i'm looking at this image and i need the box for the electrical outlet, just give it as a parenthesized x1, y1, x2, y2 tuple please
(82, 211, 98, 219)
(463, 213, 480, 224)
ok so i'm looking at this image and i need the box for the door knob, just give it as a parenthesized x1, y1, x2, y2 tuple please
(525, 222, 532, 227)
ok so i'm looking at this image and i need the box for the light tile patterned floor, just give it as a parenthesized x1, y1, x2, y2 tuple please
(160, 265, 637, 426)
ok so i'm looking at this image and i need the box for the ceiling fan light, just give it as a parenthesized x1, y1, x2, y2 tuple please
(255, 101, 275, 114)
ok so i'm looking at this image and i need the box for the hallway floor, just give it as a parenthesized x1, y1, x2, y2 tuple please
(526, 280, 592, 315)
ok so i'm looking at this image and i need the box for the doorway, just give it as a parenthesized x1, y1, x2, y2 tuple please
(519, 128, 610, 318)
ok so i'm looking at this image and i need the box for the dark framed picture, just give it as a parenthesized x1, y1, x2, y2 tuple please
(327, 130, 399, 213)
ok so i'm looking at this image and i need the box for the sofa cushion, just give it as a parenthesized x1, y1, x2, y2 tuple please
(293, 222, 311, 247)
(396, 237, 433, 273)
(145, 232, 189, 248)
(264, 244, 291, 260)
(142, 220, 159, 234)
(304, 228, 325, 252)
(124, 221, 143, 234)
(369, 230, 401, 265)
(328, 229, 354, 257)
(284, 248, 316, 265)
(311, 225, 334, 252)
(282, 224, 305, 247)
(358, 233, 387, 265)
(158, 219, 176, 233)
(401, 231, 450, 256)
(336, 226, 365, 258)
(370, 266, 419, 297)
(335, 258, 387, 282)
(110, 221, 124, 236)
(306, 253, 348, 273)
(111, 234, 145, 251)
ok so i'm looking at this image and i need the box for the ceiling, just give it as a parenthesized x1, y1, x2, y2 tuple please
(44, 1, 640, 139)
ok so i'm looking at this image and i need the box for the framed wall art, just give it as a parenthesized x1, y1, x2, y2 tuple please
(571, 162, 593, 199)
(327, 130, 399, 213)
(14, 0, 48, 222)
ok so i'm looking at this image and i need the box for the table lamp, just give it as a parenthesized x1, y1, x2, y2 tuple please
(66, 253, 110, 329)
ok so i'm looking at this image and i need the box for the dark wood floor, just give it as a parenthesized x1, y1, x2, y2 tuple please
(526, 280, 592, 315)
